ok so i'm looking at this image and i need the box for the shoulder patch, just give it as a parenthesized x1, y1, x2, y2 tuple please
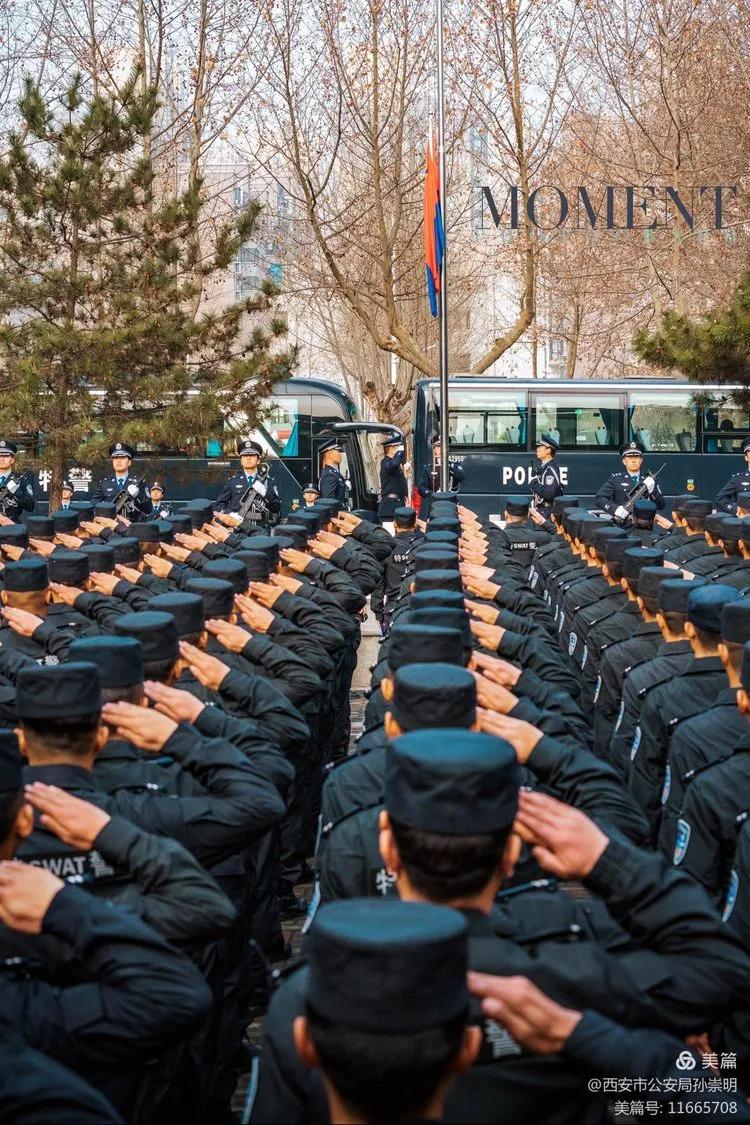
(661, 764, 671, 805)
(673, 818, 691, 865)
(722, 869, 739, 923)
(630, 726, 642, 759)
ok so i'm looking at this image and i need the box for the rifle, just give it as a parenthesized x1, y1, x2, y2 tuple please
(614, 462, 667, 525)
(237, 464, 271, 522)
(114, 475, 146, 517)
(0, 473, 20, 515)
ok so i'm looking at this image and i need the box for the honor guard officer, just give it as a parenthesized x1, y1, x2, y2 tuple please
(715, 437, 750, 514)
(302, 481, 320, 508)
(92, 442, 152, 518)
(595, 440, 665, 523)
(0, 440, 35, 520)
(60, 479, 75, 510)
(148, 480, 172, 519)
(318, 439, 350, 506)
(215, 438, 281, 525)
(378, 437, 410, 522)
(529, 432, 564, 516)
(417, 435, 465, 519)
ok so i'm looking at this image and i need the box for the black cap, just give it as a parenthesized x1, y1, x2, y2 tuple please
(185, 498, 214, 521)
(657, 577, 707, 615)
(168, 514, 193, 535)
(202, 558, 249, 594)
(294, 510, 322, 536)
(386, 729, 520, 834)
(537, 432, 559, 452)
(740, 641, 750, 691)
(113, 611, 179, 663)
(319, 438, 344, 454)
(705, 512, 731, 538)
(394, 506, 416, 527)
(388, 624, 464, 671)
(238, 438, 263, 457)
(150, 481, 164, 493)
(270, 534, 295, 552)
(238, 535, 280, 567)
(718, 517, 743, 542)
(80, 543, 116, 573)
(382, 434, 402, 448)
(428, 516, 461, 534)
(0, 440, 17, 455)
(424, 530, 459, 546)
(185, 577, 235, 618)
(68, 636, 144, 688)
(48, 551, 90, 587)
(274, 524, 308, 550)
(553, 496, 578, 516)
(155, 520, 174, 544)
(737, 492, 750, 509)
(109, 442, 135, 458)
(684, 499, 714, 520)
(306, 899, 469, 1032)
(16, 662, 101, 719)
(505, 496, 530, 517)
(408, 590, 465, 614)
(431, 491, 458, 504)
(233, 550, 271, 581)
(592, 525, 626, 555)
(636, 566, 674, 601)
(71, 500, 95, 515)
(312, 499, 340, 519)
(302, 482, 320, 496)
(26, 516, 55, 539)
(413, 549, 459, 575)
(740, 518, 750, 546)
(632, 499, 656, 520)
(94, 502, 117, 518)
(672, 494, 695, 515)
(129, 522, 161, 543)
(722, 600, 750, 644)
(0, 524, 28, 547)
(111, 537, 141, 565)
(687, 584, 741, 632)
(50, 510, 80, 533)
(0, 731, 22, 792)
(4, 558, 47, 592)
(580, 517, 612, 548)
(414, 569, 463, 594)
(620, 440, 645, 457)
(604, 536, 640, 565)
(392, 664, 476, 730)
(408, 607, 471, 653)
(430, 502, 460, 517)
(150, 593, 204, 637)
(622, 547, 664, 581)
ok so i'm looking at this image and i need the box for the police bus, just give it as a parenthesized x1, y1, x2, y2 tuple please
(412, 376, 750, 519)
(21, 378, 400, 516)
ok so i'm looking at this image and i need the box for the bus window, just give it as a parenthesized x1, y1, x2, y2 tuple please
(703, 399, 750, 453)
(444, 388, 527, 447)
(262, 395, 312, 459)
(628, 392, 697, 452)
(532, 394, 623, 450)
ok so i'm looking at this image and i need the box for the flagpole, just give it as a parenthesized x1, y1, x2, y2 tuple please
(436, 0, 449, 492)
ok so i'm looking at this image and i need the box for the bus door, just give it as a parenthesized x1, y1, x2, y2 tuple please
(322, 421, 404, 519)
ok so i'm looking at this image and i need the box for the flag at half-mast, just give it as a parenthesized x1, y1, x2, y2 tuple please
(423, 126, 444, 318)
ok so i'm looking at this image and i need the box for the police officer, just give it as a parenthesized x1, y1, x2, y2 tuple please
(148, 480, 172, 518)
(370, 506, 424, 628)
(301, 481, 320, 508)
(417, 436, 464, 519)
(92, 442, 152, 518)
(0, 440, 34, 520)
(377, 437, 409, 522)
(215, 438, 280, 526)
(529, 432, 564, 516)
(318, 439, 349, 506)
(60, 479, 74, 510)
(595, 440, 665, 522)
(715, 437, 750, 514)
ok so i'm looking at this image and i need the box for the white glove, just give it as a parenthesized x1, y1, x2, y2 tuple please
(614, 505, 629, 521)
(252, 479, 267, 497)
(403, 461, 412, 472)
(643, 475, 655, 493)
(127, 483, 139, 497)
(6, 479, 18, 494)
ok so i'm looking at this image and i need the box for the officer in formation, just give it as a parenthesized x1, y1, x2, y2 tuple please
(318, 438, 350, 506)
(377, 436, 410, 522)
(247, 483, 750, 1122)
(594, 439, 665, 523)
(92, 442, 152, 519)
(148, 480, 172, 518)
(529, 432, 564, 516)
(417, 434, 465, 518)
(0, 439, 35, 520)
(215, 438, 281, 526)
(716, 436, 750, 514)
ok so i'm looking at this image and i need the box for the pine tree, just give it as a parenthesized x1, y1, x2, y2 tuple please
(0, 73, 296, 507)
(634, 267, 750, 392)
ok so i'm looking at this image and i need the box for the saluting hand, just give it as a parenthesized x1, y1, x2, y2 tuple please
(175, 532, 209, 552)
(161, 543, 191, 563)
(143, 553, 173, 579)
(464, 577, 501, 602)
(94, 517, 118, 529)
(24, 783, 110, 849)
(269, 573, 302, 594)
(0, 862, 64, 934)
(464, 598, 500, 626)
(249, 580, 282, 608)
(90, 571, 121, 596)
(215, 512, 242, 527)
(513, 790, 609, 878)
(2, 606, 43, 637)
(468, 973, 581, 1055)
(1, 544, 24, 561)
(101, 701, 178, 751)
(279, 548, 311, 573)
(28, 538, 55, 557)
(179, 641, 230, 691)
(144, 681, 205, 723)
(205, 619, 252, 653)
(204, 522, 231, 543)
(471, 671, 518, 715)
(469, 650, 520, 687)
(115, 564, 142, 585)
(49, 581, 82, 607)
(0, 514, 13, 527)
(235, 594, 275, 633)
(55, 532, 84, 549)
(309, 538, 337, 560)
(475, 711, 542, 763)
